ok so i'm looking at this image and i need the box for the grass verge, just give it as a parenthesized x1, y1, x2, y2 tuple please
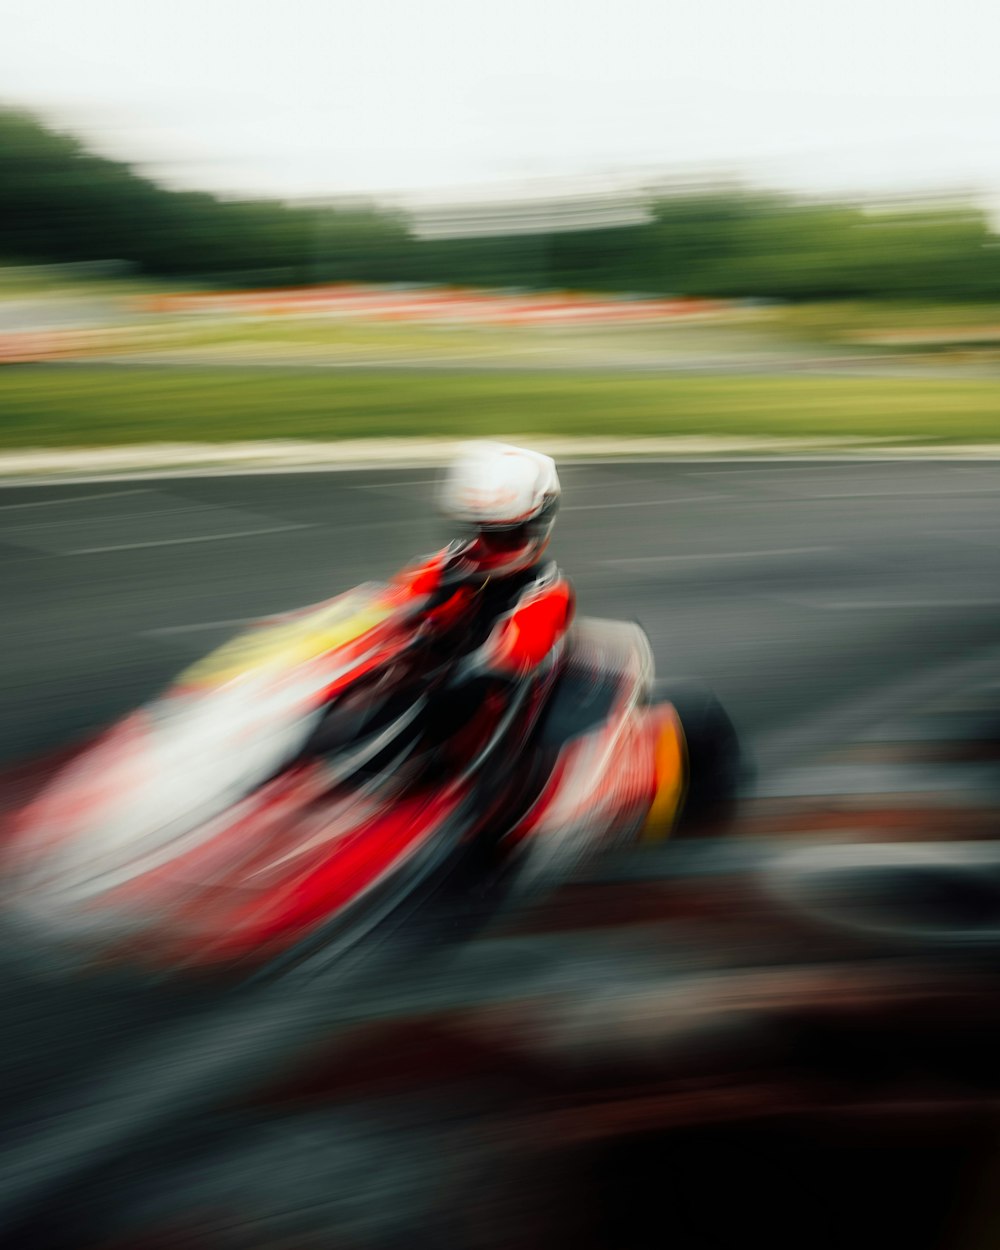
(0, 365, 998, 448)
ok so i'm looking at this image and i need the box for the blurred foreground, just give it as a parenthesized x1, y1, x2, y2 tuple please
(5, 833, 1000, 1250)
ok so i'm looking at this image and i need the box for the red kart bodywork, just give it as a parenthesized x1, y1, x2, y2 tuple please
(3, 582, 690, 977)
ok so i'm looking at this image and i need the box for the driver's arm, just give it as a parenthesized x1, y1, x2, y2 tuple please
(475, 574, 575, 679)
(392, 550, 477, 631)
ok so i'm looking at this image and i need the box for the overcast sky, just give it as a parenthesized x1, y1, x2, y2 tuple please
(3, 0, 999, 204)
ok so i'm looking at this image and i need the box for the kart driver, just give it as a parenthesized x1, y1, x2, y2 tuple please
(394, 440, 575, 684)
(301, 442, 572, 764)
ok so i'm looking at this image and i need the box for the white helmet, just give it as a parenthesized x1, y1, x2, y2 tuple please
(439, 441, 561, 574)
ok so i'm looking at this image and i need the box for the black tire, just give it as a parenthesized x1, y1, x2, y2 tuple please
(652, 680, 749, 834)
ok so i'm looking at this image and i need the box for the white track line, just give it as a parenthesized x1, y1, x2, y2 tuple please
(807, 487, 1000, 500)
(7, 505, 232, 533)
(351, 478, 442, 490)
(782, 596, 1000, 611)
(146, 617, 257, 636)
(0, 489, 150, 511)
(69, 523, 311, 554)
(611, 545, 835, 566)
(564, 494, 728, 511)
(687, 463, 901, 477)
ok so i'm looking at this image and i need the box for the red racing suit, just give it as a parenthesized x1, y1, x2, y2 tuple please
(393, 544, 575, 681)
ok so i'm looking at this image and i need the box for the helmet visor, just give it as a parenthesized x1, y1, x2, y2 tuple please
(478, 526, 533, 555)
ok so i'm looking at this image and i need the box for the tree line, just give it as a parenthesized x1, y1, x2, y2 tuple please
(2, 109, 998, 299)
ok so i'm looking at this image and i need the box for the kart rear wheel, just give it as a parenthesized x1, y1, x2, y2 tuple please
(653, 680, 748, 834)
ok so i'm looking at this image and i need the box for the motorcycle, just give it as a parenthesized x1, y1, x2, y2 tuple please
(2, 575, 742, 979)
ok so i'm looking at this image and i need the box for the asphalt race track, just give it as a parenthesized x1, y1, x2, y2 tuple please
(3, 457, 1000, 765)
(1, 458, 1000, 1249)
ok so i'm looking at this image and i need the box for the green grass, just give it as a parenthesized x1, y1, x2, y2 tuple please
(143, 317, 544, 357)
(0, 366, 998, 448)
(770, 301, 1000, 346)
(111, 308, 789, 364)
(0, 263, 178, 301)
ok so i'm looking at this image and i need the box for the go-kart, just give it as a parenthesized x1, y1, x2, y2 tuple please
(3, 576, 741, 978)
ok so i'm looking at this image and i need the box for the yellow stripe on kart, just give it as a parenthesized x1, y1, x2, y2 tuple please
(641, 709, 688, 842)
(180, 594, 396, 688)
